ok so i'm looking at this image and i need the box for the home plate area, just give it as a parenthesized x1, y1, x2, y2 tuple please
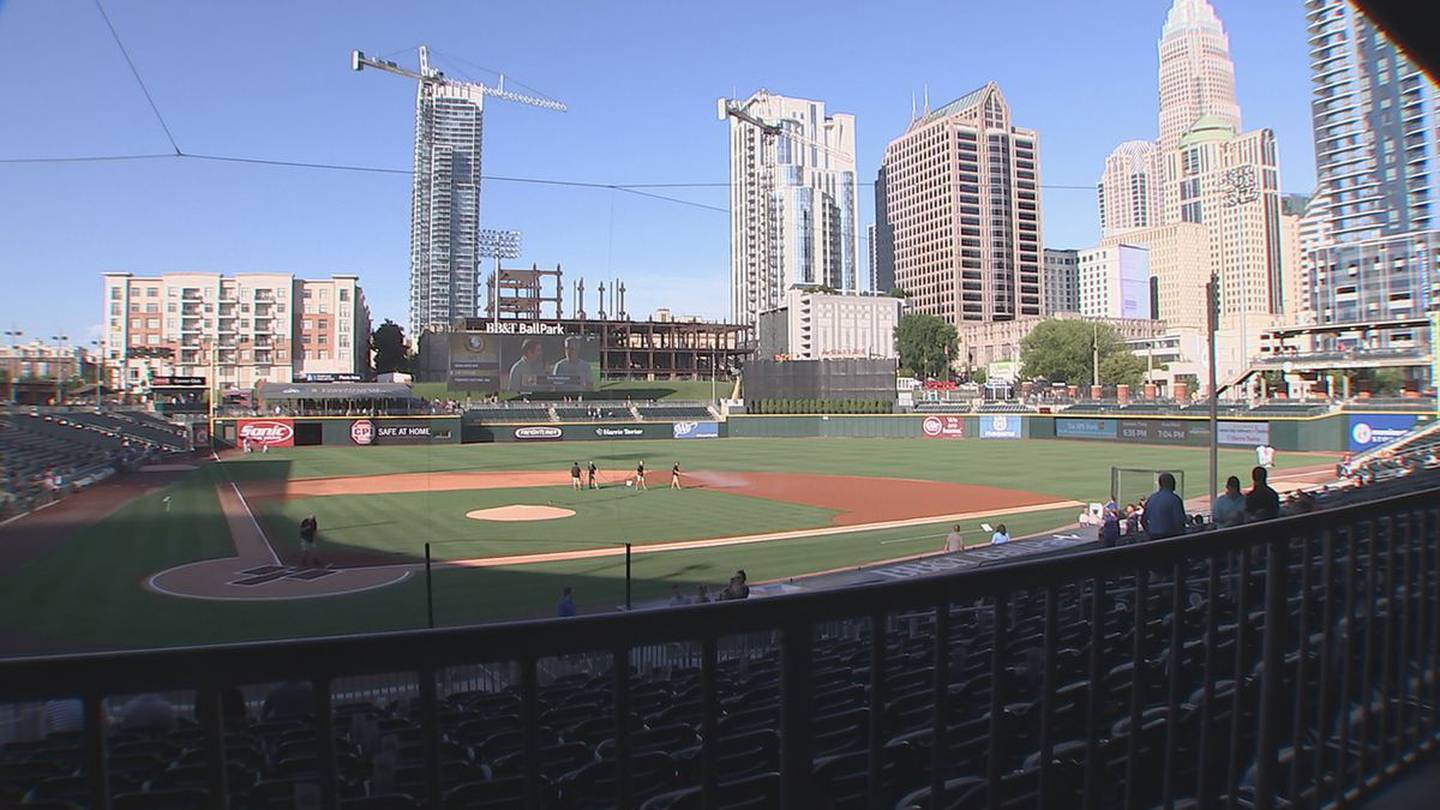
(228, 565, 339, 587)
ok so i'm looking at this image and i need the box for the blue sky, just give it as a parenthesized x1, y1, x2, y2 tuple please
(0, 0, 1316, 345)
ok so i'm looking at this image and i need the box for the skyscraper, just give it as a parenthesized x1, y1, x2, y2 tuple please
(408, 78, 484, 338)
(722, 91, 859, 328)
(1305, 0, 1439, 327)
(882, 82, 1043, 326)
(871, 165, 896, 294)
(1157, 0, 1242, 151)
(1097, 140, 1162, 237)
(1042, 248, 1080, 314)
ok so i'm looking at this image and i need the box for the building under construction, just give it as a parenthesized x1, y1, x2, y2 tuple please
(418, 269, 751, 383)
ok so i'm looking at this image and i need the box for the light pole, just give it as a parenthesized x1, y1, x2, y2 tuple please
(3, 329, 21, 405)
(89, 340, 104, 407)
(51, 334, 69, 405)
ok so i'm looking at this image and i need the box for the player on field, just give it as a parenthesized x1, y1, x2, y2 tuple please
(671, 461, 682, 489)
(587, 461, 598, 490)
(635, 461, 647, 491)
(570, 461, 582, 490)
(299, 514, 320, 568)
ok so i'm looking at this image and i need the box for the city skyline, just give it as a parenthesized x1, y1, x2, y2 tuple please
(0, 1, 1318, 344)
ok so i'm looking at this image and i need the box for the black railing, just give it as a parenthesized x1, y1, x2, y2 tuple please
(2, 486, 1438, 809)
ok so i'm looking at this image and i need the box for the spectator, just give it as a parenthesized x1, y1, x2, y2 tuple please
(1213, 476, 1247, 528)
(1100, 503, 1121, 547)
(118, 693, 177, 732)
(557, 586, 577, 617)
(1140, 472, 1186, 539)
(668, 584, 690, 607)
(943, 524, 964, 553)
(1123, 504, 1140, 536)
(43, 698, 84, 734)
(695, 584, 712, 603)
(989, 524, 1010, 545)
(262, 681, 315, 722)
(720, 570, 750, 600)
(221, 686, 249, 727)
(1245, 466, 1280, 521)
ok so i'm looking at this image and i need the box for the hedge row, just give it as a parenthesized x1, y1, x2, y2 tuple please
(746, 399, 893, 415)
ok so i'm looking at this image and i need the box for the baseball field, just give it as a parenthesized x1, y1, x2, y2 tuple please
(0, 437, 1335, 655)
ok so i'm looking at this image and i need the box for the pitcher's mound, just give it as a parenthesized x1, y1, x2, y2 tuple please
(466, 505, 575, 522)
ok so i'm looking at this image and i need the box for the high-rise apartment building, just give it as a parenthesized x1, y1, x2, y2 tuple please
(1042, 249, 1080, 314)
(1097, 140, 1162, 237)
(102, 273, 371, 392)
(1278, 194, 1312, 326)
(1157, 0, 1242, 151)
(723, 91, 859, 328)
(871, 165, 896, 294)
(408, 74, 484, 337)
(1295, 194, 1331, 325)
(1305, 0, 1439, 328)
(882, 82, 1043, 326)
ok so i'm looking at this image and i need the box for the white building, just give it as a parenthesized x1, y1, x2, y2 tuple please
(757, 289, 902, 360)
(1097, 140, 1162, 237)
(102, 272, 370, 393)
(1078, 244, 1152, 320)
(722, 91, 860, 329)
(1096, 222, 1211, 333)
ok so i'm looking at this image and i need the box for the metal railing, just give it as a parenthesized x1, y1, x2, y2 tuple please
(2, 485, 1438, 809)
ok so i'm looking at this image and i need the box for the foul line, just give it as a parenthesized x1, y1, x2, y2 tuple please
(213, 452, 281, 566)
(396, 499, 1082, 571)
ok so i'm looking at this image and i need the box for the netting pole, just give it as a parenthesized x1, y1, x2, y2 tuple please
(625, 542, 632, 610)
(425, 542, 434, 629)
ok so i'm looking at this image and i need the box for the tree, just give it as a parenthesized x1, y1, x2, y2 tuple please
(887, 287, 910, 299)
(1099, 351, 1147, 387)
(371, 320, 412, 374)
(1020, 319, 1145, 386)
(895, 313, 958, 380)
(970, 367, 988, 385)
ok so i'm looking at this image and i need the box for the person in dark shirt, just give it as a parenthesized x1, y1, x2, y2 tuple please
(557, 586, 577, 617)
(587, 462, 598, 490)
(1245, 465, 1281, 521)
(299, 515, 319, 568)
(1140, 473, 1186, 539)
(570, 461, 582, 491)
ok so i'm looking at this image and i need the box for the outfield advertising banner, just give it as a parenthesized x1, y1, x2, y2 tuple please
(504, 423, 674, 442)
(978, 415, 1022, 439)
(1348, 414, 1419, 452)
(1117, 419, 1190, 444)
(237, 418, 294, 448)
(1218, 421, 1270, 447)
(673, 421, 720, 439)
(349, 418, 453, 445)
(921, 415, 965, 439)
(1055, 418, 1118, 440)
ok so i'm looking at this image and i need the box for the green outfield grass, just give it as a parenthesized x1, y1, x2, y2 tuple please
(0, 437, 1334, 653)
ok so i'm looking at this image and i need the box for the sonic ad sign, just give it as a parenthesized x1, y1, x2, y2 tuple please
(237, 418, 294, 448)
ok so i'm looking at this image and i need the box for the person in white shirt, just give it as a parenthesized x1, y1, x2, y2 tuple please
(990, 524, 1010, 545)
(1256, 444, 1267, 467)
(1263, 444, 1276, 469)
(943, 525, 964, 553)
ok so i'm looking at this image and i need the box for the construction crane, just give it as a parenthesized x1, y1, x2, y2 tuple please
(716, 91, 849, 162)
(351, 46, 567, 112)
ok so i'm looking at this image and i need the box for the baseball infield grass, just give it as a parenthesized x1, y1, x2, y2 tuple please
(0, 438, 1331, 653)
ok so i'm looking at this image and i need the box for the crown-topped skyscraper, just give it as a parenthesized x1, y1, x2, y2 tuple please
(1156, 0, 1242, 151)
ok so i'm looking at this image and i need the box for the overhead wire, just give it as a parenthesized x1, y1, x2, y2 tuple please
(92, 0, 182, 155)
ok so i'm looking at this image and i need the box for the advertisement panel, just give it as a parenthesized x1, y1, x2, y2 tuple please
(673, 421, 720, 439)
(921, 415, 966, 439)
(506, 422, 678, 442)
(1217, 421, 1270, 447)
(1348, 414, 1419, 452)
(346, 418, 453, 445)
(513, 426, 564, 442)
(449, 331, 601, 393)
(1118, 244, 1152, 320)
(1117, 419, 1190, 444)
(237, 418, 294, 448)
(1055, 418, 1118, 440)
(978, 414, 1022, 439)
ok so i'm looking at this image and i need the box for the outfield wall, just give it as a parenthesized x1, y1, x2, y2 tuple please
(212, 410, 1430, 454)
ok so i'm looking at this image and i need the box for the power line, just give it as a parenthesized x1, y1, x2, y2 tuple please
(181, 152, 412, 176)
(92, 0, 181, 156)
(0, 153, 176, 165)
